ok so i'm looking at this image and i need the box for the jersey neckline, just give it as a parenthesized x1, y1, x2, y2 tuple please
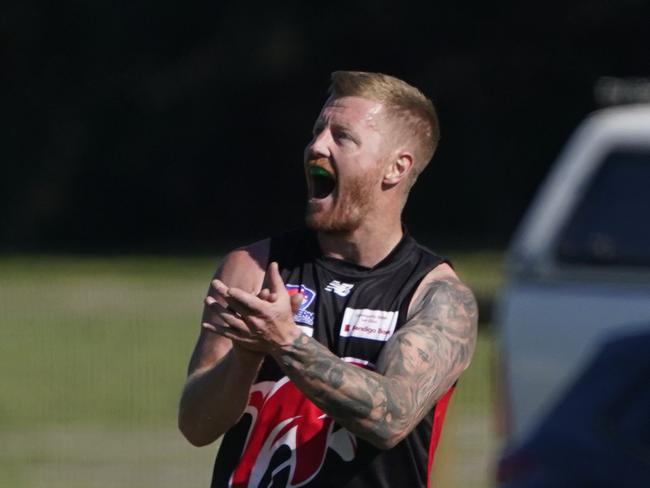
(300, 227, 418, 280)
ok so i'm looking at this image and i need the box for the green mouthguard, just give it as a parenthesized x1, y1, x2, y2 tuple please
(309, 166, 334, 179)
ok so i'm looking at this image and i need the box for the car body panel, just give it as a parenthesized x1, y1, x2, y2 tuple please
(496, 104, 650, 444)
(499, 280, 650, 442)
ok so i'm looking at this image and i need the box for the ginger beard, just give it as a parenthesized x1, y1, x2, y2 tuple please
(304, 158, 381, 233)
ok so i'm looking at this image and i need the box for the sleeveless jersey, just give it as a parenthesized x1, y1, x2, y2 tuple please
(211, 228, 454, 488)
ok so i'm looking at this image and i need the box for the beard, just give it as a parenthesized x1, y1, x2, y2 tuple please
(305, 171, 376, 233)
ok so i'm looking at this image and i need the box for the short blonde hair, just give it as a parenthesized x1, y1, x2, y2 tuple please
(329, 71, 440, 187)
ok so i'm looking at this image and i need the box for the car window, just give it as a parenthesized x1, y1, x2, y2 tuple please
(556, 148, 650, 267)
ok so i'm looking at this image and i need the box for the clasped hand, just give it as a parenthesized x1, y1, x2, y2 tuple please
(202, 262, 303, 353)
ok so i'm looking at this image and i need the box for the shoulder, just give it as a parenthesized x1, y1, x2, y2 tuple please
(216, 238, 271, 293)
(407, 263, 478, 327)
(214, 227, 309, 291)
(222, 238, 270, 271)
(377, 262, 477, 388)
(384, 262, 478, 377)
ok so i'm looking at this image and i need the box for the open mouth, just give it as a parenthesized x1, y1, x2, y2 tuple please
(307, 161, 336, 199)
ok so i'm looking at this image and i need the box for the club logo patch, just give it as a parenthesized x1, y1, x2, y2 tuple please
(286, 284, 316, 326)
(339, 308, 399, 342)
(324, 280, 355, 297)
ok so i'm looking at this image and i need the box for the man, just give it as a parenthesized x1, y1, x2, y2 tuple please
(179, 71, 478, 487)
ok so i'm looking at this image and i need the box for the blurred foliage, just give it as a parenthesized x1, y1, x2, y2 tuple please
(2, 1, 649, 252)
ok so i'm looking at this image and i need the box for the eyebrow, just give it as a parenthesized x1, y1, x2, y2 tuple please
(332, 122, 355, 135)
(331, 120, 354, 131)
(313, 116, 354, 133)
(311, 116, 327, 133)
(311, 117, 361, 145)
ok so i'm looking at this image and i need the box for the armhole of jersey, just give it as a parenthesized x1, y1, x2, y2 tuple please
(268, 228, 314, 288)
(268, 228, 310, 263)
(267, 231, 294, 284)
(398, 255, 447, 323)
(426, 385, 456, 488)
(268, 231, 287, 265)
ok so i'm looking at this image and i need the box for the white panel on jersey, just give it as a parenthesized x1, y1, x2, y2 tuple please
(339, 308, 399, 342)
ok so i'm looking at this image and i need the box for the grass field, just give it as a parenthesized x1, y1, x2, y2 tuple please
(0, 253, 503, 488)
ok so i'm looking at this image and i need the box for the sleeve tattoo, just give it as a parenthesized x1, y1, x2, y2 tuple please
(272, 278, 478, 449)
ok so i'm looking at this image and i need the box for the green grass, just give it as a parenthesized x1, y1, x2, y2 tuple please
(450, 251, 504, 299)
(432, 331, 499, 488)
(0, 256, 219, 428)
(0, 254, 502, 488)
(0, 256, 221, 488)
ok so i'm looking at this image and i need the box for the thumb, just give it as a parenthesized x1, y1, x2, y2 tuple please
(267, 261, 285, 294)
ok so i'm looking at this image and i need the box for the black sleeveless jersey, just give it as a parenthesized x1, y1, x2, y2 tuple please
(211, 228, 455, 488)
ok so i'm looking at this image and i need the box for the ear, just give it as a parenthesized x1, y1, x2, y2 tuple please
(383, 151, 414, 186)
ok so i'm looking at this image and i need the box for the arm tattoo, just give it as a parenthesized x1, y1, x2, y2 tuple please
(272, 278, 478, 448)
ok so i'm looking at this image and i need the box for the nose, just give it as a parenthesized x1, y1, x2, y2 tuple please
(306, 129, 331, 160)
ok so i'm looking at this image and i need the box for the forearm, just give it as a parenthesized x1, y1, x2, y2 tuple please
(179, 348, 264, 446)
(208, 270, 476, 450)
(271, 333, 412, 449)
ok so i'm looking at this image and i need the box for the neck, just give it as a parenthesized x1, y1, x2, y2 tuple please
(316, 216, 404, 268)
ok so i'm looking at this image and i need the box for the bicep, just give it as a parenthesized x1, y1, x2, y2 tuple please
(376, 278, 478, 420)
(186, 240, 270, 376)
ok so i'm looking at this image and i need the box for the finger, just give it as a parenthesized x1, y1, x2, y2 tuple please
(211, 278, 265, 315)
(266, 262, 286, 294)
(203, 296, 218, 320)
(223, 295, 256, 318)
(226, 286, 268, 313)
(204, 323, 269, 353)
(203, 317, 254, 338)
(205, 295, 247, 324)
(204, 295, 225, 308)
(221, 310, 260, 334)
(207, 287, 254, 317)
(258, 288, 279, 303)
(210, 279, 233, 302)
(210, 278, 229, 293)
(290, 292, 304, 314)
(215, 302, 269, 337)
(204, 299, 253, 333)
(202, 321, 219, 333)
(258, 288, 271, 301)
(215, 309, 251, 333)
(203, 322, 256, 344)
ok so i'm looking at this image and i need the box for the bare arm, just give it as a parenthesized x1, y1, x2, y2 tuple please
(273, 272, 477, 448)
(178, 240, 269, 447)
(212, 263, 478, 449)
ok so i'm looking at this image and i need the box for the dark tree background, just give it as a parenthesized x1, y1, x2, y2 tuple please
(1, 0, 648, 253)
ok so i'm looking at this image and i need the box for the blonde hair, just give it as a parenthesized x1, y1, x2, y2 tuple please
(329, 71, 440, 187)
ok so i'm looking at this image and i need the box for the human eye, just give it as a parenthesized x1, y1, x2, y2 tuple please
(333, 127, 355, 143)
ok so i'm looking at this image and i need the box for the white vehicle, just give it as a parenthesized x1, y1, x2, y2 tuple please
(495, 103, 650, 444)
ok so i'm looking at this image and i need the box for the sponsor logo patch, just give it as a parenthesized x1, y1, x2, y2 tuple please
(339, 308, 399, 342)
(286, 284, 316, 326)
(324, 280, 355, 297)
